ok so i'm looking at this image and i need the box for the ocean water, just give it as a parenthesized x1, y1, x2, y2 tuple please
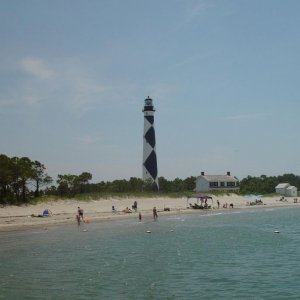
(1, 207, 300, 300)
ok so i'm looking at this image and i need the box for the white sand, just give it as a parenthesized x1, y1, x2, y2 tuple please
(0, 194, 298, 231)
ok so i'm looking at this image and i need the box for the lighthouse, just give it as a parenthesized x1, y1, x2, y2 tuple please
(143, 96, 159, 191)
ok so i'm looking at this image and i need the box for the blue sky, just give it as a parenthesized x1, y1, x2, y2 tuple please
(1, 0, 299, 182)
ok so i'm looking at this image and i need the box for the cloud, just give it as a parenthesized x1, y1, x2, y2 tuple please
(20, 58, 55, 79)
(60, 68, 107, 115)
(6, 56, 176, 118)
(14, 57, 107, 113)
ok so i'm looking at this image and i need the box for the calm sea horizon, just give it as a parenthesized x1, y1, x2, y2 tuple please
(1, 206, 300, 299)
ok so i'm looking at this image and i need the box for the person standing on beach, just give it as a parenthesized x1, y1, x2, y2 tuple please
(217, 200, 220, 208)
(78, 207, 84, 221)
(153, 207, 158, 220)
(132, 200, 138, 212)
(139, 212, 142, 222)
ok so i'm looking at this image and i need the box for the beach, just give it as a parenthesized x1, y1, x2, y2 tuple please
(0, 194, 298, 232)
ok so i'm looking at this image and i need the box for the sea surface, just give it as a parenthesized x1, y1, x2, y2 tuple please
(1, 206, 300, 299)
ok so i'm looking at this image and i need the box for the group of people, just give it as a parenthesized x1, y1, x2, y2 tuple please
(216, 200, 234, 209)
(72, 198, 171, 227)
(221, 203, 234, 208)
(120, 201, 158, 221)
(75, 201, 159, 225)
(122, 207, 132, 213)
(119, 201, 138, 214)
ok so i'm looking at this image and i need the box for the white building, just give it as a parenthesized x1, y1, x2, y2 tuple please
(275, 183, 298, 197)
(286, 186, 297, 197)
(275, 183, 290, 195)
(195, 172, 239, 193)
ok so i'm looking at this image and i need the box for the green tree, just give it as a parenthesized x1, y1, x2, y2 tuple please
(0, 154, 13, 203)
(183, 176, 197, 191)
(170, 178, 184, 192)
(57, 174, 78, 197)
(9, 157, 33, 203)
(128, 177, 144, 192)
(157, 176, 170, 192)
(77, 172, 92, 193)
(45, 185, 57, 195)
(142, 178, 154, 192)
(31, 160, 53, 197)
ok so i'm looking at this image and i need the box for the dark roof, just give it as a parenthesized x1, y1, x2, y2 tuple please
(199, 175, 238, 182)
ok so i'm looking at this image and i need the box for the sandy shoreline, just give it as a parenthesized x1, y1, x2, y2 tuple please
(0, 195, 299, 232)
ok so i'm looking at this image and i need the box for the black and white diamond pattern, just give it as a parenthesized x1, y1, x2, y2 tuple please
(143, 97, 159, 191)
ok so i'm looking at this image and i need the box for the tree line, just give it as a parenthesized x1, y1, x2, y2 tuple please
(239, 174, 300, 195)
(47, 176, 197, 197)
(0, 154, 52, 204)
(1, 154, 299, 205)
(0, 154, 197, 204)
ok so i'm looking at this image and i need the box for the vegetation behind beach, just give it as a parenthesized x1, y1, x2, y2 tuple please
(1, 154, 300, 205)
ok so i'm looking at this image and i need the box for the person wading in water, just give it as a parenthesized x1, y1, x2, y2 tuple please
(153, 207, 158, 220)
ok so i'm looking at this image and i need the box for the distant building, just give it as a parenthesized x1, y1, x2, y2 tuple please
(195, 172, 239, 193)
(275, 183, 297, 197)
(275, 183, 290, 195)
(286, 186, 297, 197)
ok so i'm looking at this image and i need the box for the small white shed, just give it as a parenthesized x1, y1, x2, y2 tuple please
(275, 183, 298, 197)
(286, 186, 297, 197)
(275, 183, 290, 195)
